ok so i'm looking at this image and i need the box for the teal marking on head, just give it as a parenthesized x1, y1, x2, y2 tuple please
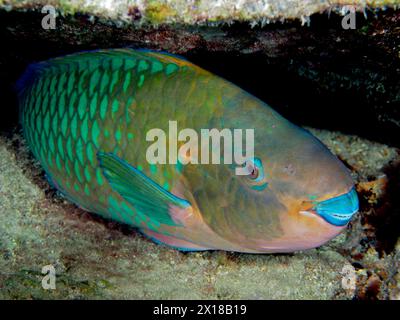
(252, 158, 265, 183)
(251, 182, 268, 191)
(176, 160, 183, 173)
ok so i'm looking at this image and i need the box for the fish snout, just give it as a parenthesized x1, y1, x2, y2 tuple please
(300, 187, 359, 226)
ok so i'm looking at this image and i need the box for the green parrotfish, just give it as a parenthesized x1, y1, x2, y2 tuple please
(17, 49, 358, 253)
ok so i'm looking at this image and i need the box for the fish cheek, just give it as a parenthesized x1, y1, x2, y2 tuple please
(195, 173, 285, 246)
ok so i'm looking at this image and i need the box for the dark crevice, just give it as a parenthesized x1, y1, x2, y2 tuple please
(368, 159, 400, 254)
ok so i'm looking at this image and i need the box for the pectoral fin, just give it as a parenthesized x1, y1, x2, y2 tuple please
(97, 152, 190, 227)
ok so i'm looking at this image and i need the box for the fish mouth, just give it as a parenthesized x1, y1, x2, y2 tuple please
(300, 187, 359, 226)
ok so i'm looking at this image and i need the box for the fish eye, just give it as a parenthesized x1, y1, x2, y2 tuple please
(249, 164, 259, 180)
(245, 158, 264, 182)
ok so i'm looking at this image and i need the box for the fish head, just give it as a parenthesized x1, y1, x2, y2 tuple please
(248, 122, 359, 252)
(191, 91, 358, 253)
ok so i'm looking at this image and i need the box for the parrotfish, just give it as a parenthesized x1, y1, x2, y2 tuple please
(17, 49, 358, 253)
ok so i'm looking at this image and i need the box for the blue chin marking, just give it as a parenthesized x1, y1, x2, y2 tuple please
(314, 187, 359, 226)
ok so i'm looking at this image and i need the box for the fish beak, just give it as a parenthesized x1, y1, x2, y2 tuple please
(302, 187, 359, 226)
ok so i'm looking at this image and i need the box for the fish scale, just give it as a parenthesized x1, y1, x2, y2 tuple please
(19, 49, 186, 230)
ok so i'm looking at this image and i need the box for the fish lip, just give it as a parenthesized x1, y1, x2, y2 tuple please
(309, 187, 359, 227)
